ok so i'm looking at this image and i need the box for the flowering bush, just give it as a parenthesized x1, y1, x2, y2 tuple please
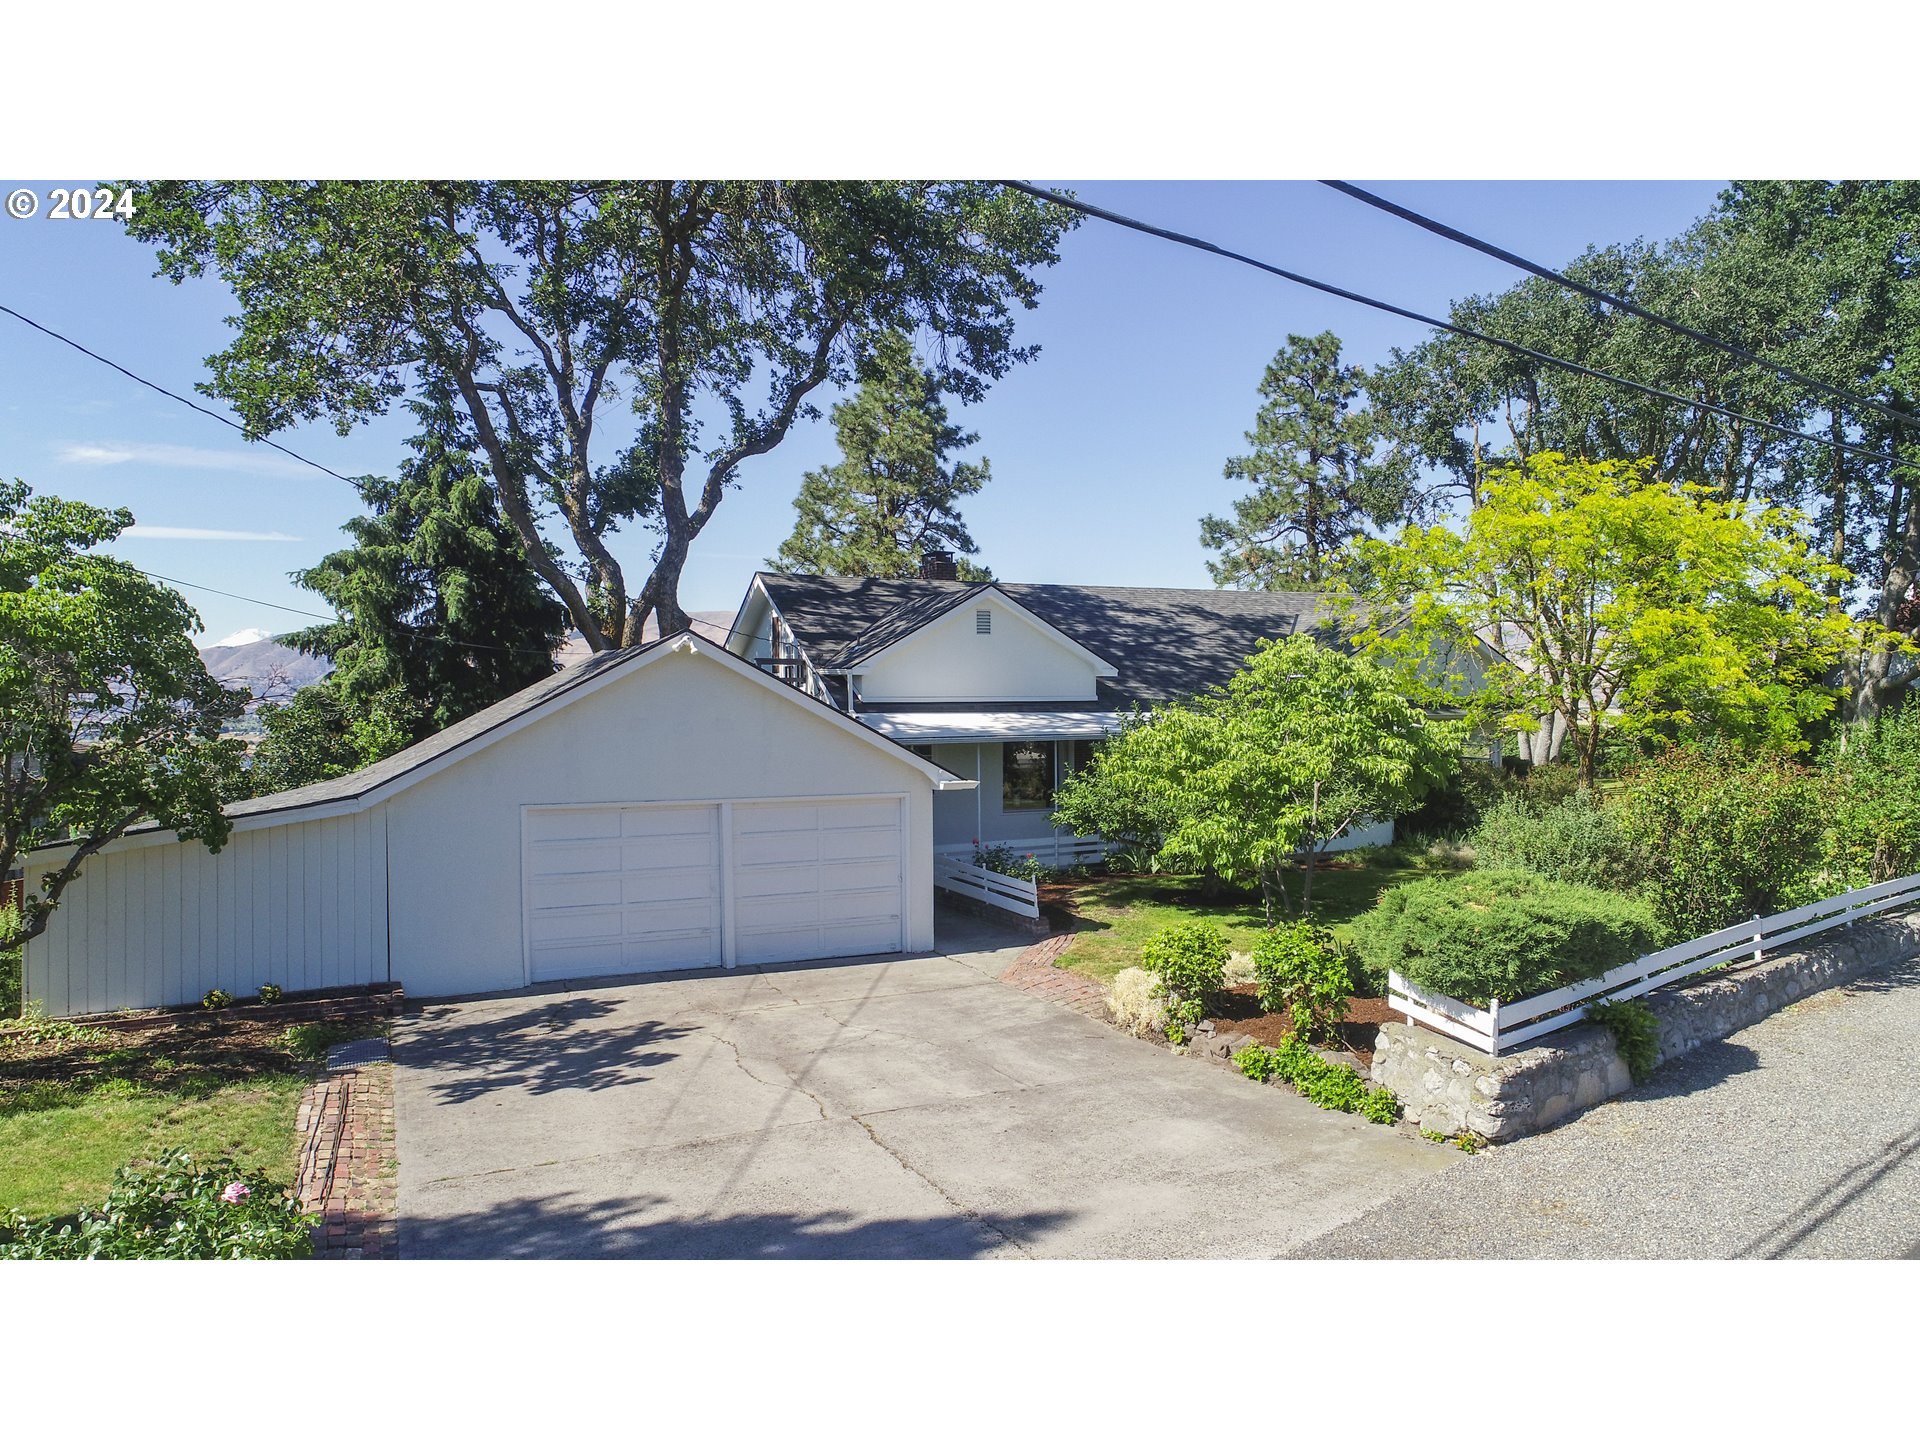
(970, 843, 1053, 883)
(0, 1149, 312, 1259)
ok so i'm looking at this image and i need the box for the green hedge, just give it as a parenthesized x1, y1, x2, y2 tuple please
(1468, 790, 1644, 892)
(1350, 869, 1662, 1006)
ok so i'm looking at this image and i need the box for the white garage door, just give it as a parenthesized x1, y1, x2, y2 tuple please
(525, 804, 723, 981)
(733, 799, 905, 965)
(523, 797, 905, 982)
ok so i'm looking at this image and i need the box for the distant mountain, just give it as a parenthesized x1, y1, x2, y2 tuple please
(198, 634, 333, 706)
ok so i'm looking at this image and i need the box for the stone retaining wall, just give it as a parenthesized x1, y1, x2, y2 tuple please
(1373, 911, 1920, 1143)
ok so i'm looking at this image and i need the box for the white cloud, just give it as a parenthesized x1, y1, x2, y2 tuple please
(121, 525, 304, 542)
(56, 440, 313, 479)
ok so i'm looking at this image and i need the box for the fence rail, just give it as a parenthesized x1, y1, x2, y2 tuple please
(934, 835, 1109, 869)
(1388, 872, 1920, 1056)
(933, 855, 1041, 919)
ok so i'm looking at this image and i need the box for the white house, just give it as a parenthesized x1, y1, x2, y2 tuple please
(728, 561, 1458, 864)
(22, 635, 973, 1016)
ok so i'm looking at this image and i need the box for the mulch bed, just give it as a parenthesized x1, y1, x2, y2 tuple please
(53, 982, 404, 1036)
(1203, 986, 1399, 1069)
(2, 1009, 320, 1090)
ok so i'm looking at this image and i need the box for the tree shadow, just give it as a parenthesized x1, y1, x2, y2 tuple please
(401, 1189, 1075, 1260)
(1829, 953, 1920, 995)
(400, 996, 696, 1104)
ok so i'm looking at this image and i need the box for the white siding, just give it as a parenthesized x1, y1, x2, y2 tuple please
(23, 810, 389, 1017)
(384, 647, 935, 998)
(857, 599, 1103, 703)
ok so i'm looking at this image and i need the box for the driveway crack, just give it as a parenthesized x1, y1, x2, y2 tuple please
(850, 1113, 1034, 1258)
(711, 1031, 832, 1123)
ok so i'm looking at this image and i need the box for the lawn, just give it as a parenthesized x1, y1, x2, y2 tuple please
(1046, 844, 1449, 985)
(0, 1012, 367, 1221)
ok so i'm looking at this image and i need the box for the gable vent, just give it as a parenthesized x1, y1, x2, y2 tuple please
(975, 608, 992, 634)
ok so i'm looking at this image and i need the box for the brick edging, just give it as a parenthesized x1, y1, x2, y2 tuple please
(998, 933, 1110, 1021)
(296, 1060, 397, 1259)
(69, 983, 404, 1036)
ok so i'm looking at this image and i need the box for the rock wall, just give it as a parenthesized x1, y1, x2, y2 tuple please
(1372, 911, 1920, 1143)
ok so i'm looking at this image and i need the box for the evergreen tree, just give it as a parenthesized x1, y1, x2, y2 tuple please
(1201, 332, 1417, 590)
(286, 427, 570, 739)
(772, 331, 993, 580)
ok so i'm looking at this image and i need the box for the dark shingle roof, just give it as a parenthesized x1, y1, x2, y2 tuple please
(755, 574, 1332, 708)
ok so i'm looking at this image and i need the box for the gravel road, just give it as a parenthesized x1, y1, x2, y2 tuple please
(1288, 953, 1920, 1259)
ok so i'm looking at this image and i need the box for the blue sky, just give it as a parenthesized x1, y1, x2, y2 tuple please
(0, 179, 1725, 644)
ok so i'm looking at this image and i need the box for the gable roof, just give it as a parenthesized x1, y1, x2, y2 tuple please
(41, 633, 970, 854)
(753, 573, 1330, 708)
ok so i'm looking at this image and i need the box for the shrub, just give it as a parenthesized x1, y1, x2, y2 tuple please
(0, 1149, 312, 1259)
(1107, 967, 1169, 1038)
(202, 988, 234, 1011)
(1820, 707, 1920, 888)
(1615, 749, 1828, 936)
(1588, 998, 1662, 1084)
(257, 983, 284, 1005)
(1397, 759, 1582, 839)
(1468, 790, 1645, 892)
(1250, 922, 1349, 1043)
(1349, 869, 1662, 1006)
(1139, 920, 1229, 1044)
(1234, 1037, 1397, 1123)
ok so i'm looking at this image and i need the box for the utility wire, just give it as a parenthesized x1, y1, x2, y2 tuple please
(0, 302, 367, 488)
(1319, 179, 1919, 437)
(999, 180, 1903, 469)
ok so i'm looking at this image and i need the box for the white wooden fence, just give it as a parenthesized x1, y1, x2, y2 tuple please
(933, 855, 1041, 919)
(1388, 871, 1920, 1056)
(934, 835, 1109, 868)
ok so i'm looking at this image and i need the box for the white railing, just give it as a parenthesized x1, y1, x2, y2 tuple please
(934, 835, 1110, 868)
(933, 855, 1041, 919)
(1388, 871, 1920, 1056)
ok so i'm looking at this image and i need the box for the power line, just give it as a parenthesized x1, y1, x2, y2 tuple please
(1319, 179, 1919, 437)
(0, 302, 367, 488)
(998, 180, 1903, 469)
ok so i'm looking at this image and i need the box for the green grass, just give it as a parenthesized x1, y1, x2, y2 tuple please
(1052, 846, 1445, 985)
(0, 1011, 378, 1221)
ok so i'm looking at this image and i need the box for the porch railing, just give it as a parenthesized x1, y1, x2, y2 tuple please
(932, 855, 1041, 919)
(1388, 871, 1920, 1056)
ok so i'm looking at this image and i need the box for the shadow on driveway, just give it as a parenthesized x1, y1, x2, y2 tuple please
(404, 1190, 1075, 1259)
(402, 996, 697, 1104)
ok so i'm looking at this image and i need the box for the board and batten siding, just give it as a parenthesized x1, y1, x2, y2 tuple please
(24, 809, 390, 1017)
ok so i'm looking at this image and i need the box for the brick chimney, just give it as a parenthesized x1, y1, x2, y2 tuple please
(918, 548, 958, 581)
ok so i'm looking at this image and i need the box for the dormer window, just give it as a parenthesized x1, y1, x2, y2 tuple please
(976, 608, 992, 635)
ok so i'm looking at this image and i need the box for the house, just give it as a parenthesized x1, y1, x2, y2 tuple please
(21, 634, 974, 1016)
(727, 556, 1438, 865)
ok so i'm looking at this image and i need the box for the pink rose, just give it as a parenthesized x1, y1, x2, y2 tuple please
(221, 1182, 251, 1204)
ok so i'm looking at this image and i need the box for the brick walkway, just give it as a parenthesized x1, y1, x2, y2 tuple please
(296, 1055, 398, 1259)
(998, 933, 1111, 1022)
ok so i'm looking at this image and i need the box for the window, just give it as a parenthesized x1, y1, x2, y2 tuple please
(1061, 739, 1099, 777)
(1002, 740, 1054, 810)
(976, 608, 992, 634)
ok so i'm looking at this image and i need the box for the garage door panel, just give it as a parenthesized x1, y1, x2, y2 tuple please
(528, 874, 625, 911)
(527, 807, 622, 843)
(528, 797, 905, 982)
(528, 804, 722, 982)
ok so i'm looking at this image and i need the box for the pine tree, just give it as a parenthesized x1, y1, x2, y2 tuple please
(773, 331, 992, 579)
(1201, 332, 1415, 590)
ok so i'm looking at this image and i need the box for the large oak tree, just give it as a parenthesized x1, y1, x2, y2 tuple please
(125, 182, 1075, 647)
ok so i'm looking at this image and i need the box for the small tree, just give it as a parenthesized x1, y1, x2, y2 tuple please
(0, 482, 242, 942)
(1333, 452, 1867, 786)
(773, 330, 993, 580)
(1052, 635, 1460, 917)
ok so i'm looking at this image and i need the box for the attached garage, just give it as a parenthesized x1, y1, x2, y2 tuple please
(22, 635, 973, 1016)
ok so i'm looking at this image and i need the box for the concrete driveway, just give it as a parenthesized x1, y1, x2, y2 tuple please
(392, 912, 1458, 1258)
